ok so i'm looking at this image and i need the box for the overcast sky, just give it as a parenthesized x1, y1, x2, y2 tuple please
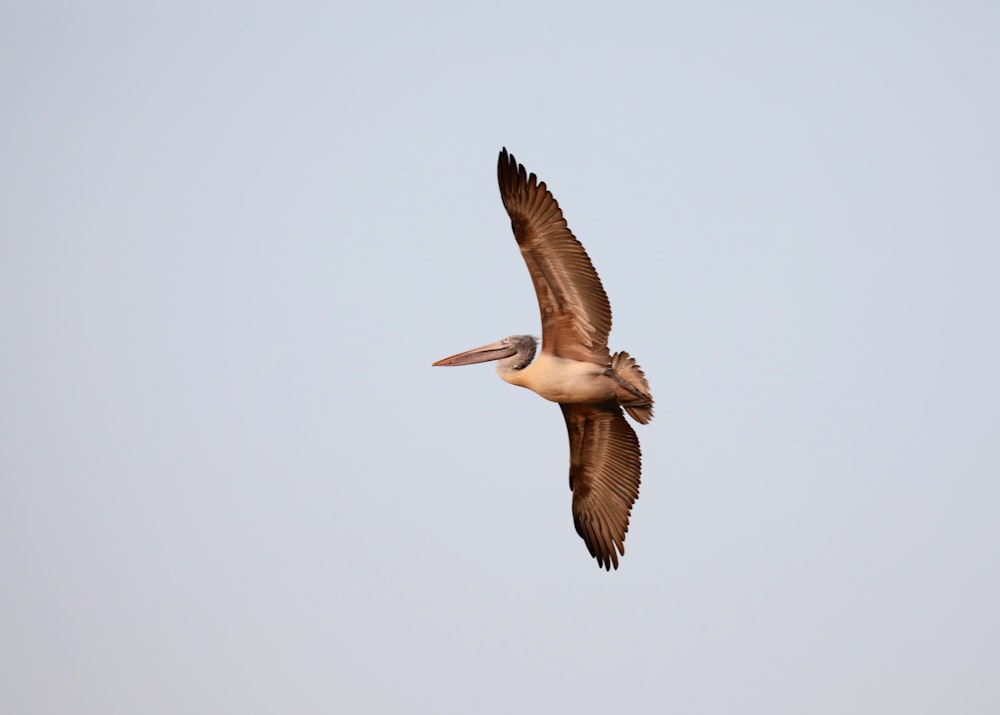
(3, 2, 999, 714)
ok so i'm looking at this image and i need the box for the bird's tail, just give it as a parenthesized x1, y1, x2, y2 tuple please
(609, 351, 654, 425)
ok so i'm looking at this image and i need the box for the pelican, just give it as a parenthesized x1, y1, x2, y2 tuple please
(433, 148, 654, 570)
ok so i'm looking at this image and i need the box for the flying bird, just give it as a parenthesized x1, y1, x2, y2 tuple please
(433, 148, 654, 570)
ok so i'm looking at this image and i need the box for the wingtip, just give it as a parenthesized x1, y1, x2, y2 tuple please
(498, 146, 515, 173)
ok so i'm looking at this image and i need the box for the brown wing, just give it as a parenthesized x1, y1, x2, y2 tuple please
(561, 403, 642, 570)
(497, 148, 612, 364)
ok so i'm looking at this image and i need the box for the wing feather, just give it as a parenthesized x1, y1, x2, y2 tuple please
(561, 403, 642, 570)
(498, 148, 613, 363)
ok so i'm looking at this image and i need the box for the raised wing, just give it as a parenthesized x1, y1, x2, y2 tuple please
(561, 403, 642, 570)
(497, 148, 612, 364)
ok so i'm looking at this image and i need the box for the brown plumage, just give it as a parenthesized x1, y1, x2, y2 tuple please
(497, 148, 613, 365)
(561, 403, 642, 570)
(433, 148, 654, 570)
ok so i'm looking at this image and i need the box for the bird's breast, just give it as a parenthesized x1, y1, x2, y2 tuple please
(499, 354, 616, 404)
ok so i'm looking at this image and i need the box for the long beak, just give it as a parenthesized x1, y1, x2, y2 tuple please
(432, 339, 517, 366)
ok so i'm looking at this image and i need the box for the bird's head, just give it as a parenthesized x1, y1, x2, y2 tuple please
(432, 335, 536, 370)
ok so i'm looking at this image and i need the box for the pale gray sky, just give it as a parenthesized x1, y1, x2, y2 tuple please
(3, 2, 999, 713)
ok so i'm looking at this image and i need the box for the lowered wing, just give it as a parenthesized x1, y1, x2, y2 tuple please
(561, 402, 642, 570)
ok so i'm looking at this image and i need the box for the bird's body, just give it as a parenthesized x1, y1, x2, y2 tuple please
(501, 353, 612, 404)
(433, 148, 654, 570)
